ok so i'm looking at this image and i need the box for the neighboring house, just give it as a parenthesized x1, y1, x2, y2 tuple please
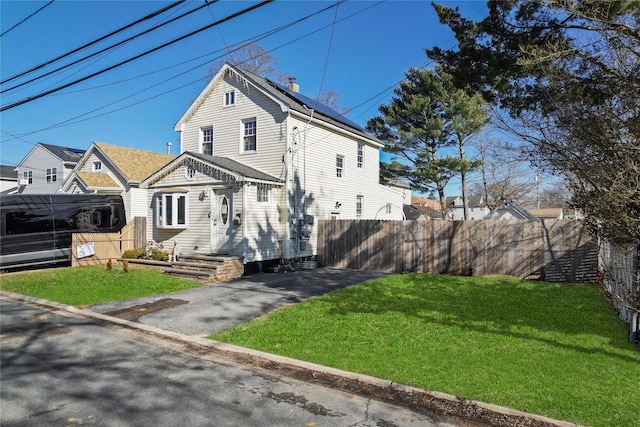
(0, 165, 18, 194)
(14, 143, 85, 194)
(482, 199, 537, 220)
(140, 62, 409, 267)
(60, 142, 174, 221)
(445, 195, 490, 220)
(403, 205, 428, 220)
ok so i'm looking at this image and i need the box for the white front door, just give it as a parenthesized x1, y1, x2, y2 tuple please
(211, 188, 233, 252)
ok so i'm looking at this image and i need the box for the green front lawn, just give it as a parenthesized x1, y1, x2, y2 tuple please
(0, 265, 203, 305)
(211, 274, 640, 427)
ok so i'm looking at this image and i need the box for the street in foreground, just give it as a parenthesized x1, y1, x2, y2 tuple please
(0, 299, 461, 427)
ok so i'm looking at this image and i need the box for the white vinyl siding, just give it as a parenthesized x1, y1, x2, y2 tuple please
(177, 73, 287, 177)
(15, 145, 67, 194)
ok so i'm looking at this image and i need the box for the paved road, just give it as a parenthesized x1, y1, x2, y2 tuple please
(1, 299, 461, 427)
(89, 268, 388, 336)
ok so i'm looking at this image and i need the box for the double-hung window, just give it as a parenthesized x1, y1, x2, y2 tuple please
(242, 119, 257, 152)
(224, 90, 235, 107)
(336, 155, 344, 178)
(356, 195, 363, 218)
(156, 193, 187, 228)
(357, 143, 364, 168)
(257, 184, 269, 203)
(46, 167, 58, 183)
(201, 127, 213, 155)
(23, 171, 33, 184)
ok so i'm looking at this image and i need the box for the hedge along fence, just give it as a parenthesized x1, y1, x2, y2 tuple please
(71, 217, 146, 267)
(317, 219, 598, 283)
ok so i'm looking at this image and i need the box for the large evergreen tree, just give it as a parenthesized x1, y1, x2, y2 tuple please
(427, 0, 640, 243)
(367, 66, 485, 219)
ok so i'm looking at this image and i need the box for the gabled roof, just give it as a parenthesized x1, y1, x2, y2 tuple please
(175, 62, 382, 146)
(93, 142, 175, 183)
(15, 143, 85, 168)
(75, 171, 120, 189)
(141, 151, 283, 189)
(483, 200, 537, 220)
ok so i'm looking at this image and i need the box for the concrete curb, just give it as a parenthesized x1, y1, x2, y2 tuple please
(1, 290, 585, 427)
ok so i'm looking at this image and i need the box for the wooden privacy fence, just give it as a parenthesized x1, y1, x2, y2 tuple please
(72, 217, 146, 267)
(317, 219, 598, 283)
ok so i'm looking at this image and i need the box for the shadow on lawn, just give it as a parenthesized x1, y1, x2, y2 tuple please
(325, 274, 640, 363)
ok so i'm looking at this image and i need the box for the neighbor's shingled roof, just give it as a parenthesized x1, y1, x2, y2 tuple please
(94, 142, 175, 183)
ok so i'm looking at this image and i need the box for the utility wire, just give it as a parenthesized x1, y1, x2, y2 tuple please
(1, 1, 371, 142)
(314, 1, 343, 106)
(0, 0, 55, 38)
(0, 0, 185, 85)
(0, 0, 274, 112)
(2, 1, 214, 95)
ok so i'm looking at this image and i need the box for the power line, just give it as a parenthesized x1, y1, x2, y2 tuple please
(0, 0, 55, 38)
(0, 0, 185, 86)
(1, 1, 373, 142)
(1, 1, 213, 95)
(0, 0, 274, 112)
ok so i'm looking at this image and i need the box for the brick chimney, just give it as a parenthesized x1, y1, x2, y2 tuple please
(286, 77, 299, 93)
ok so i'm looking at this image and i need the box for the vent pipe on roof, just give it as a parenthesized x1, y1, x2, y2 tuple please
(167, 142, 172, 155)
(287, 77, 299, 93)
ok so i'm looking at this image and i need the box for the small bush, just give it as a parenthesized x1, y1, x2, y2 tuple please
(150, 249, 169, 261)
(122, 248, 146, 259)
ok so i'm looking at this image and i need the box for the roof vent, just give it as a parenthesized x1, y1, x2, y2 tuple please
(286, 77, 299, 93)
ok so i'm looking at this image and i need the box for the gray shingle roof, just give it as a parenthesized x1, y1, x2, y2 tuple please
(40, 143, 85, 163)
(0, 165, 17, 179)
(187, 152, 282, 184)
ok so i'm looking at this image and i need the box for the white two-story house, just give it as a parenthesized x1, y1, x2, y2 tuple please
(14, 143, 85, 194)
(140, 63, 410, 268)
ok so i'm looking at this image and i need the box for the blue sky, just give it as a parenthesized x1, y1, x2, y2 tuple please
(1, 0, 487, 181)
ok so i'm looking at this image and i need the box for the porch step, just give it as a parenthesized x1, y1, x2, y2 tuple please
(164, 268, 215, 278)
(121, 254, 243, 282)
(172, 261, 218, 271)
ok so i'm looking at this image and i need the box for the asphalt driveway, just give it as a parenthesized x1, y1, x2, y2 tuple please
(89, 268, 386, 336)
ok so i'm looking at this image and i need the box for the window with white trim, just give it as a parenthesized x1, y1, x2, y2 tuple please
(336, 155, 344, 178)
(256, 184, 270, 203)
(23, 171, 33, 184)
(93, 161, 102, 171)
(242, 119, 257, 152)
(224, 90, 235, 107)
(356, 195, 363, 217)
(385, 203, 392, 214)
(156, 193, 188, 228)
(201, 127, 213, 155)
(357, 143, 364, 168)
(46, 167, 58, 183)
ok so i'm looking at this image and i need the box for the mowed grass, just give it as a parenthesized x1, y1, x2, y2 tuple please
(0, 265, 203, 306)
(211, 274, 640, 427)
